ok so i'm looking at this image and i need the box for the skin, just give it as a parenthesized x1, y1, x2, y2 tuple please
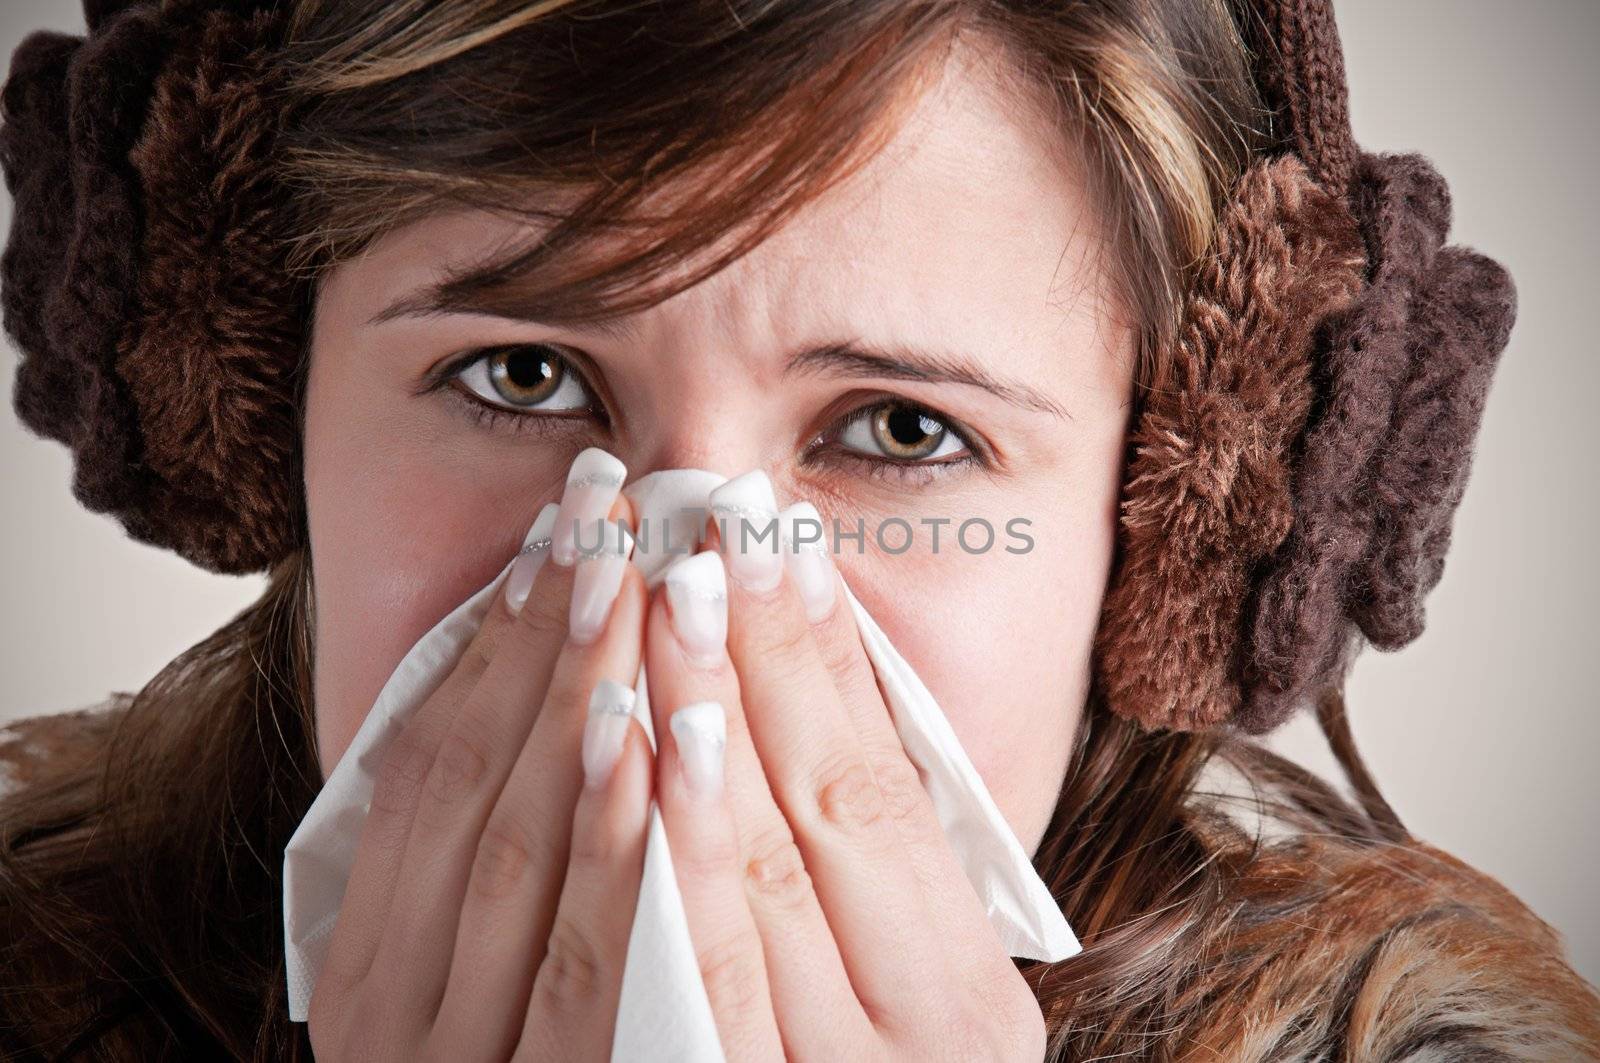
(302, 33, 1134, 1057)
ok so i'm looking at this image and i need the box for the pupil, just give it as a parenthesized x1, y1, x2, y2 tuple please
(885, 406, 930, 446)
(505, 349, 552, 388)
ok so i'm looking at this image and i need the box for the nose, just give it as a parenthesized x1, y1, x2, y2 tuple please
(620, 413, 773, 486)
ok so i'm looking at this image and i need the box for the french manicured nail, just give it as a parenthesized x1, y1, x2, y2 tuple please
(780, 501, 836, 623)
(669, 700, 726, 798)
(583, 679, 636, 788)
(504, 502, 561, 614)
(551, 447, 627, 567)
(707, 469, 783, 592)
(664, 552, 727, 665)
(569, 518, 634, 644)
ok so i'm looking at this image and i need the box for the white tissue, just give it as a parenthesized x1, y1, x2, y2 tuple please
(282, 469, 1079, 1056)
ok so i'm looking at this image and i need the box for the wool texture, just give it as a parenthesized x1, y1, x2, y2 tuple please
(1094, 153, 1366, 732)
(1236, 152, 1517, 733)
(2, 1, 302, 575)
(1238, 0, 1356, 189)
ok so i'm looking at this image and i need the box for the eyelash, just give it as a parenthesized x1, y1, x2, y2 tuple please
(431, 346, 986, 481)
(804, 401, 982, 484)
(430, 346, 604, 437)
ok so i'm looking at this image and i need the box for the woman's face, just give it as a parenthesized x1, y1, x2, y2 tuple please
(302, 42, 1134, 856)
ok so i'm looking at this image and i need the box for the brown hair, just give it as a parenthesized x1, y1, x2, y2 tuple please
(6, 1, 1590, 1059)
(0, 552, 319, 1059)
(274, 0, 1261, 396)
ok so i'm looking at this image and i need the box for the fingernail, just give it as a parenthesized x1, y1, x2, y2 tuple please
(570, 519, 635, 644)
(664, 552, 727, 665)
(707, 470, 782, 593)
(780, 502, 836, 624)
(669, 701, 726, 798)
(505, 502, 562, 614)
(583, 679, 636, 789)
(551, 447, 627, 568)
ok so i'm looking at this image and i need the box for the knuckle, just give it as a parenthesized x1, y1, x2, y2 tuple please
(423, 720, 495, 812)
(512, 572, 571, 644)
(812, 755, 886, 834)
(534, 913, 606, 1016)
(457, 636, 497, 681)
(471, 816, 536, 902)
(742, 828, 814, 913)
(371, 727, 434, 819)
(814, 625, 862, 684)
(566, 804, 632, 868)
(760, 613, 817, 664)
(675, 821, 742, 885)
(696, 930, 767, 1019)
(868, 753, 926, 828)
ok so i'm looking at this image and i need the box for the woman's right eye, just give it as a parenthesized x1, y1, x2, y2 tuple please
(451, 343, 595, 415)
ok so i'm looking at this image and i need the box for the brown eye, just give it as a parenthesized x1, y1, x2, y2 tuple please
(489, 345, 562, 405)
(454, 344, 593, 412)
(837, 401, 965, 461)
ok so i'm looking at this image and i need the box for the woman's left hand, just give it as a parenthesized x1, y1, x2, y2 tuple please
(642, 491, 1048, 1062)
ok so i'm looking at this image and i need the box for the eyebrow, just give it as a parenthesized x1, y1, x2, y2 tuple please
(785, 341, 1069, 419)
(373, 285, 1067, 418)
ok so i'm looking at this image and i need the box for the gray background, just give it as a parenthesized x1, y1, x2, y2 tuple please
(2, 0, 1595, 984)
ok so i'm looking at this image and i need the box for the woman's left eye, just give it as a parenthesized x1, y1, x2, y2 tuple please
(450, 343, 594, 414)
(831, 401, 970, 463)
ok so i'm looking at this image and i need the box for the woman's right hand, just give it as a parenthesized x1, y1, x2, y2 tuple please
(306, 449, 651, 1062)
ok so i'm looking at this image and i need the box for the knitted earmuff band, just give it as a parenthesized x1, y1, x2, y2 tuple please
(0, 0, 1516, 735)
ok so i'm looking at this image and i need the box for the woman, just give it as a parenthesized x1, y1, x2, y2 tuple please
(1, 0, 1595, 1059)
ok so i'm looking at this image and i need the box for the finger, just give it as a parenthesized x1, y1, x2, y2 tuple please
(353, 453, 632, 1018)
(779, 502, 1009, 986)
(434, 524, 646, 1048)
(513, 685, 652, 1062)
(319, 497, 561, 1006)
(646, 552, 871, 1058)
(647, 566, 785, 1061)
(444, 681, 643, 1063)
(710, 472, 950, 1023)
(518, 706, 650, 1059)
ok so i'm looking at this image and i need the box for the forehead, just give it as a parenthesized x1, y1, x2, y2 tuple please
(719, 35, 1106, 335)
(338, 33, 1114, 364)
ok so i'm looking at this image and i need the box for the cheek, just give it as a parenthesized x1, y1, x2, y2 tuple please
(843, 464, 1122, 854)
(301, 353, 563, 775)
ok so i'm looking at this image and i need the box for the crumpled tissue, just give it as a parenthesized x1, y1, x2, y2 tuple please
(283, 468, 1079, 1058)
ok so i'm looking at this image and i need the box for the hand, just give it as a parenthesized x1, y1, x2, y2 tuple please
(307, 453, 653, 1063)
(644, 471, 1048, 1061)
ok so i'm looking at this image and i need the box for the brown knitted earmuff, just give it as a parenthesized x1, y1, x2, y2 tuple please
(2, 0, 303, 573)
(0, 0, 1516, 735)
(1094, 0, 1516, 733)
